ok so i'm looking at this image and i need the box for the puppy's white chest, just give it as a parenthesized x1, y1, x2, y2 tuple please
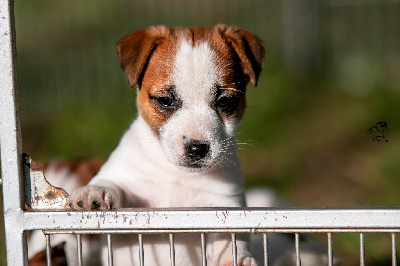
(134, 179, 214, 208)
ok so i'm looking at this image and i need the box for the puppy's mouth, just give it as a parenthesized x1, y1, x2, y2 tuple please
(181, 159, 210, 169)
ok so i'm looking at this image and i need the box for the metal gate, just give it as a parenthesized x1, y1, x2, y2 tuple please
(1, 0, 400, 265)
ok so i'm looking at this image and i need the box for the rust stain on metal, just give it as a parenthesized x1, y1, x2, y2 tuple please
(23, 153, 69, 209)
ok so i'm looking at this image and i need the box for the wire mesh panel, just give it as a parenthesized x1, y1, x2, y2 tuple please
(24, 208, 400, 265)
(38, 231, 399, 266)
(29, 209, 400, 266)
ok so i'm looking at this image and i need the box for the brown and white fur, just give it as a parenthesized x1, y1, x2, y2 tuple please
(65, 25, 264, 266)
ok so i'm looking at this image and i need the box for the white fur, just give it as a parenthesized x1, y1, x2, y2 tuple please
(178, 40, 239, 137)
(67, 38, 253, 265)
(160, 40, 232, 170)
(173, 40, 219, 99)
(92, 116, 246, 207)
(86, 118, 250, 265)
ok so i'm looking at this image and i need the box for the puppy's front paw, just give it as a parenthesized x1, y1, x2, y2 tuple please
(221, 256, 258, 266)
(67, 185, 118, 210)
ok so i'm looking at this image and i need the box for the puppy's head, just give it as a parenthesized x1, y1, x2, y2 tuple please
(118, 25, 264, 172)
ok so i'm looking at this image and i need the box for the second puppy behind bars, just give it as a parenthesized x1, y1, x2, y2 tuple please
(67, 25, 264, 266)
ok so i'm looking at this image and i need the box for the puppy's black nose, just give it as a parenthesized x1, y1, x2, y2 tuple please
(184, 140, 210, 161)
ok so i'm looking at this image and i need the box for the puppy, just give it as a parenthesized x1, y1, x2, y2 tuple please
(67, 25, 265, 266)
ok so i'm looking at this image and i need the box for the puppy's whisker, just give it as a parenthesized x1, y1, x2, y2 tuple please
(218, 155, 236, 168)
(221, 131, 243, 144)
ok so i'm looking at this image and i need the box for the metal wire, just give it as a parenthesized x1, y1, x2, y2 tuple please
(201, 233, 207, 266)
(169, 233, 175, 266)
(231, 233, 237, 266)
(45, 234, 52, 266)
(392, 233, 397, 266)
(295, 233, 301, 266)
(327, 233, 333, 266)
(360, 233, 365, 266)
(76, 234, 83, 266)
(138, 234, 144, 266)
(107, 234, 113, 266)
(263, 233, 269, 266)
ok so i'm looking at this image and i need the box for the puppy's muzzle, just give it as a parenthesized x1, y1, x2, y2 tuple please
(184, 139, 210, 163)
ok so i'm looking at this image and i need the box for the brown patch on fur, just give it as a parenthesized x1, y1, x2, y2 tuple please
(118, 26, 179, 135)
(29, 242, 67, 266)
(39, 158, 105, 186)
(136, 36, 177, 135)
(215, 25, 265, 87)
(118, 26, 170, 88)
(207, 27, 251, 122)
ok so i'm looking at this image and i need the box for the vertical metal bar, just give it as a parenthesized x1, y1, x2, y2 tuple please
(360, 233, 365, 266)
(201, 233, 207, 266)
(327, 233, 333, 266)
(231, 233, 238, 266)
(295, 233, 301, 266)
(0, 0, 28, 265)
(392, 233, 397, 266)
(45, 234, 52, 266)
(169, 233, 176, 266)
(138, 234, 144, 266)
(263, 233, 269, 266)
(77, 234, 83, 266)
(107, 234, 114, 266)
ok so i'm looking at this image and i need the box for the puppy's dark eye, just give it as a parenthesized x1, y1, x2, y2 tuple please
(216, 96, 239, 115)
(155, 96, 175, 107)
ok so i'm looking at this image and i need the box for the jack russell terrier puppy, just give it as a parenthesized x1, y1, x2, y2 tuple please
(67, 25, 264, 265)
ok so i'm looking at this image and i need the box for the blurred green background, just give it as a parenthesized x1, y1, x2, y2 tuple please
(1, 0, 400, 265)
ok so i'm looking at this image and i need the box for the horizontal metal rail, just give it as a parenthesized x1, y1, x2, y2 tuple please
(21, 207, 400, 234)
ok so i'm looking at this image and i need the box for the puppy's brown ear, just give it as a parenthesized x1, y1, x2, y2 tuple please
(216, 25, 265, 87)
(118, 26, 168, 88)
